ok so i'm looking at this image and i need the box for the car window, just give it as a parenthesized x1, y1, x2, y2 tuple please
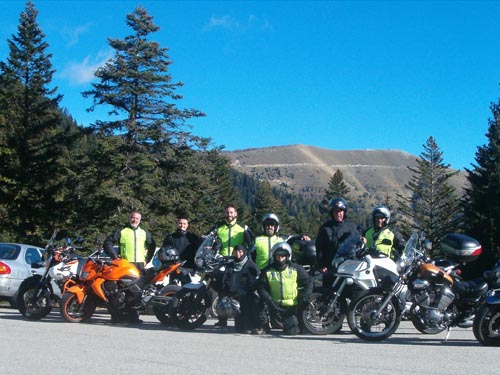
(0, 244, 21, 260)
(25, 248, 42, 264)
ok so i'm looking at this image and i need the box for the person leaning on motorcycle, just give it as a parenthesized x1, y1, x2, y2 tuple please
(363, 205, 406, 260)
(161, 215, 200, 270)
(102, 210, 156, 324)
(316, 197, 360, 286)
(251, 213, 311, 271)
(220, 244, 262, 334)
(103, 210, 157, 271)
(257, 242, 312, 335)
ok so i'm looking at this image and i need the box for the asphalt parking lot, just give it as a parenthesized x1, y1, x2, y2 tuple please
(0, 304, 497, 375)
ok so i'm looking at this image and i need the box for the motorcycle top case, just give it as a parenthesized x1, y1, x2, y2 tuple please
(441, 233, 482, 263)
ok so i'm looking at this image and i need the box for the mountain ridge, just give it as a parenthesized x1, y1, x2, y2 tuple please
(225, 144, 466, 207)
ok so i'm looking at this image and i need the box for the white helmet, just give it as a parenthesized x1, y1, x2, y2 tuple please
(271, 242, 292, 258)
(262, 213, 280, 233)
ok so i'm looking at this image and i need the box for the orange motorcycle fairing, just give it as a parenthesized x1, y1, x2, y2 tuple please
(64, 283, 88, 304)
(418, 263, 454, 286)
(101, 258, 141, 281)
(152, 262, 183, 284)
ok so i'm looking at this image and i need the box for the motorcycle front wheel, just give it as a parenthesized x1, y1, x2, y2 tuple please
(300, 292, 346, 335)
(153, 284, 181, 325)
(347, 290, 401, 341)
(473, 304, 500, 346)
(17, 278, 54, 320)
(60, 292, 96, 323)
(170, 288, 209, 330)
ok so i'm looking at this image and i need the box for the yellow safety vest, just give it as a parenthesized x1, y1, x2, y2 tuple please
(265, 267, 298, 307)
(217, 222, 247, 256)
(365, 227, 395, 257)
(119, 227, 148, 263)
(254, 235, 281, 270)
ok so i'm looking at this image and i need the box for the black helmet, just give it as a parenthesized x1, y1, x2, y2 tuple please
(215, 296, 241, 318)
(157, 246, 179, 264)
(262, 213, 280, 233)
(328, 197, 348, 214)
(372, 205, 391, 226)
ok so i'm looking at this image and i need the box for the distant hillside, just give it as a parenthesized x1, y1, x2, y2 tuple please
(225, 144, 467, 210)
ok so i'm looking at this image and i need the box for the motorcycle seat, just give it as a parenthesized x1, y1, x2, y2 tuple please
(454, 279, 489, 298)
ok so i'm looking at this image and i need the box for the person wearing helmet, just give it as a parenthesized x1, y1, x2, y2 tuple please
(316, 197, 360, 286)
(257, 242, 312, 335)
(219, 244, 261, 333)
(209, 204, 254, 327)
(251, 213, 311, 270)
(161, 215, 200, 270)
(363, 205, 405, 259)
(251, 213, 283, 270)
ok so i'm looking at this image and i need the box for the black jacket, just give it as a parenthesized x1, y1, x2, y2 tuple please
(221, 257, 259, 298)
(316, 219, 359, 270)
(162, 230, 200, 269)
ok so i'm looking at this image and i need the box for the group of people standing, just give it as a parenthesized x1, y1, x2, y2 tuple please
(102, 198, 405, 333)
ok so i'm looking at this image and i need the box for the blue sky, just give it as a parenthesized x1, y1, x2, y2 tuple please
(2, 1, 500, 171)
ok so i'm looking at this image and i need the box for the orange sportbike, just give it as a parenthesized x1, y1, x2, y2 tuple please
(60, 247, 185, 324)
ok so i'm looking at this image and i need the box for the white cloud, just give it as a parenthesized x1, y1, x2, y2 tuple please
(203, 15, 240, 31)
(203, 15, 273, 32)
(59, 49, 113, 85)
(61, 23, 93, 47)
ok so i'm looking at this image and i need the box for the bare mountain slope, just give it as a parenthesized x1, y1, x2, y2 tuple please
(225, 144, 466, 206)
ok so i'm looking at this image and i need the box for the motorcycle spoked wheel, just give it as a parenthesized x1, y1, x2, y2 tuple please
(473, 304, 500, 346)
(17, 279, 54, 320)
(300, 292, 346, 335)
(153, 284, 182, 325)
(409, 304, 448, 334)
(347, 290, 401, 341)
(170, 288, 210, 330)
(60, 292, 97, 323)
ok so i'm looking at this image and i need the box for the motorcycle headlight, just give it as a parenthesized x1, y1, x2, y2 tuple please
(81, 272, 90, 281)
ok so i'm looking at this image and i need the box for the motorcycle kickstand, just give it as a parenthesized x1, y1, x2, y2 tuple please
(444, 327, 452, 343)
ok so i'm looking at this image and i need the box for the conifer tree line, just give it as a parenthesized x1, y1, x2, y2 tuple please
(1, 2, 500, 275)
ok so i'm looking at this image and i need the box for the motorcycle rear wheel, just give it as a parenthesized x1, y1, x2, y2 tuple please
(17, 279, 54, 320)
(60, 292, 96, 323)
(170, 288, 209, 330)
(153, 284, 181, 325)
(473, 304, 500, 346)
(347, 290, 401, 341)
(300, 292, 346, 335)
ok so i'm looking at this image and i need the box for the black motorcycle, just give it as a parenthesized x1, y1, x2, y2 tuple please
(473, 260, 500, 346)
(169, 234, 233, 330)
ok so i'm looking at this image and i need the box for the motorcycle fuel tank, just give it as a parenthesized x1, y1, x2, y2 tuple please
(418, 263, 454, 286)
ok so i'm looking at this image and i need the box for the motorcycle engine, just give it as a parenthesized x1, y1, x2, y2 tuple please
(103, 280, 126, 309)
(412, 285, 456, 324)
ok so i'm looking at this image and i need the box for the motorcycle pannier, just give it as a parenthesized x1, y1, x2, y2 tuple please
(441, 233, 482, 263)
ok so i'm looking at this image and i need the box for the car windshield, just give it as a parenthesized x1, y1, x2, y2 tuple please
(0, 244, 21, 260)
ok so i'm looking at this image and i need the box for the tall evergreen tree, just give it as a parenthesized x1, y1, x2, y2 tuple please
(81, 6, 208, 235)
(396, 136, 461, 257)
(463, 96, 500, 267)
(0, 1, 78, 243)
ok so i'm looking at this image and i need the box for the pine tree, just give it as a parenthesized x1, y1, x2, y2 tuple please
(81, 6, 207, 235)
(0, 1, 78, 243)
(463, 97, 500, 266)
(325, 169, 351, 201)
(396, 136, 461, 257)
